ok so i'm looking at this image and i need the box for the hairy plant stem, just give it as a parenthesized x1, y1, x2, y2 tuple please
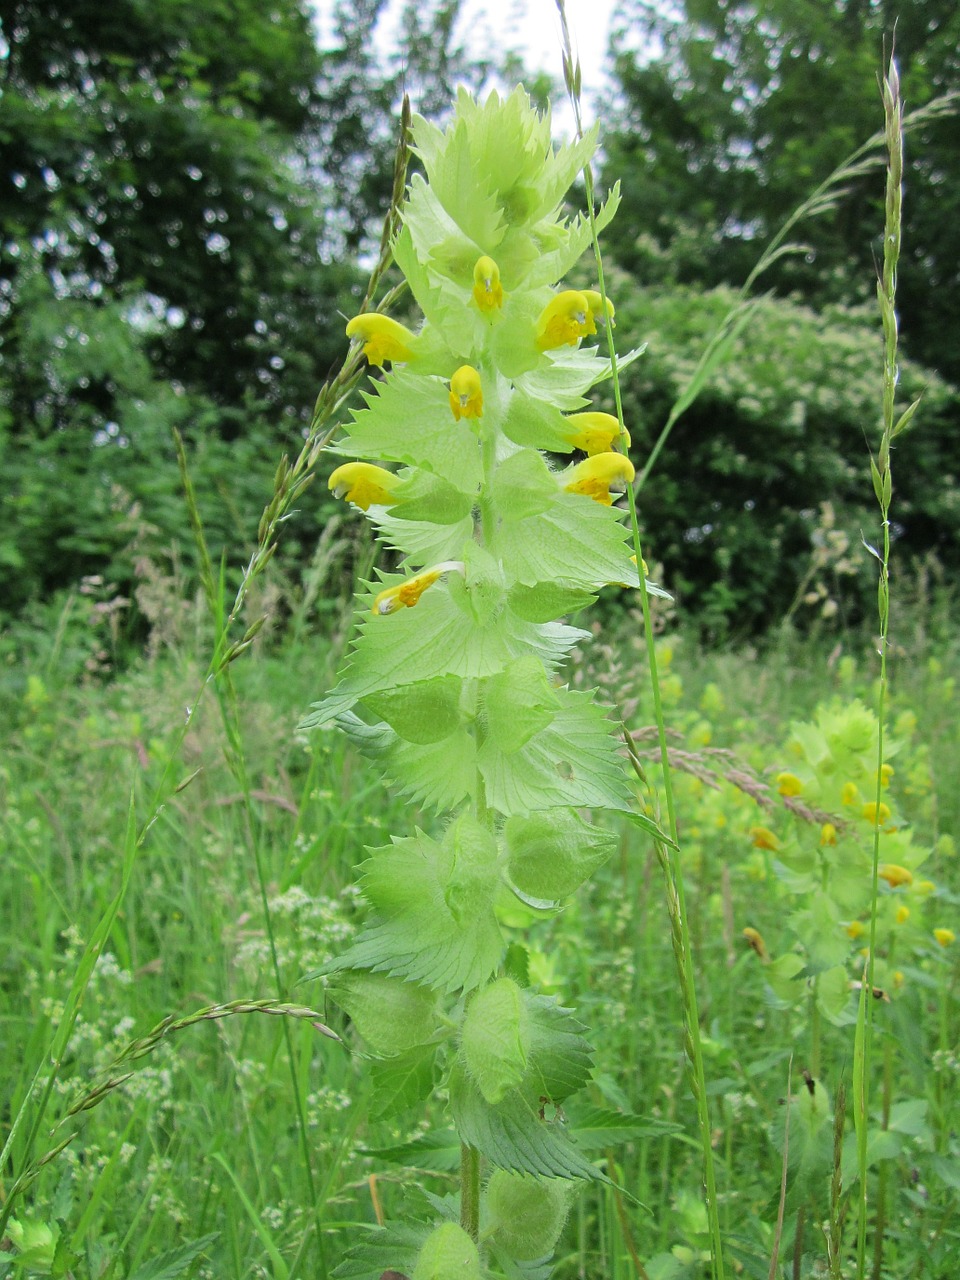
(460, 1143, 481, 1240)
(555, 3, 725, 1275)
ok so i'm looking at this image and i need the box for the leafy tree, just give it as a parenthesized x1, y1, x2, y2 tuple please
(602, 0, 960, 382)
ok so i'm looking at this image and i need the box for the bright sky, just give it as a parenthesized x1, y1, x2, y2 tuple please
(313, 0, 619, 133)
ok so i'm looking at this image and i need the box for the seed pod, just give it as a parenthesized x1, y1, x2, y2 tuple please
(412, 1223, 482, 1280)
(326, 972, 438, 1057)
(485, 1170, 569, 1260)
(461, 977, 529, 1103)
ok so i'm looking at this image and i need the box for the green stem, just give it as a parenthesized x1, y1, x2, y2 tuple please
(460, 1143, 481, 1240)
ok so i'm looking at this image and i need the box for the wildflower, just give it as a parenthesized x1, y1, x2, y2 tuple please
(449, 365, 483, 420)
(535, 290, 591, 351)
(862, 801, 892, 826)
(916, 879, 937, 896)
(878, 863, 913, 889)
(581, 289, 615, 334)
(564, 453, 635, 506)
(776, 772, 803, 797)
(820, 823, 838, 846)
(934, 928, 956, 947)
(562, 412, 631, 456)
(472, 255, 504, 312)
(345, 313, 416, 366)
(846, 920, 865, 940)
(892, 970, 905, 990)
(328, 462, 400, 511)
(880, 763, 894, 788)
(896, 905, 910, 924)
(742, 927, 768, 960)
(749, 825, 781, 852)
(841, 782, 859, 805)
(372, 561, 464, 617)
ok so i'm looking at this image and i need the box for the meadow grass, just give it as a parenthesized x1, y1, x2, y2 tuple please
(2, 607, 958, 1277)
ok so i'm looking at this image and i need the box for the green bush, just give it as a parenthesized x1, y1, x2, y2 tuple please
(599, 281, 960, 637)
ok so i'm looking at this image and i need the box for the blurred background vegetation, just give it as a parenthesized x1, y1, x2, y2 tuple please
(1, 0, 958, 657)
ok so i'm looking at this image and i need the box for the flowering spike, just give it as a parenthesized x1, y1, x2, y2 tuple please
(472, 255, 504, 312)
(449, 365, 483, 420)
(535, 290, 590, 351)
(328, 462, 401, 511)
(562, 412, 630, 456)
(581, 289, 615, 335)
(345, 313, 417, 367)
(372, 561, 464, 616)
(563, 453, 635, 506)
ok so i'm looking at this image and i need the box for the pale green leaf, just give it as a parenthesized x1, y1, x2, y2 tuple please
(341, 370, 483, 491)
(484, 656, 560, 753)
(479, 687, 631, 815)
(505, 809, 617, 899)
(337, 711, 476, 812)
(364, 675, 463, 745)
(126, 1235, 220, 1280)
(493, 491, 635, 592)
(368, 1044, 438, 1120)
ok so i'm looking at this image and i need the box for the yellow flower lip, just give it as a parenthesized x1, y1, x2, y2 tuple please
(562, 412, 630, 456)
(328, 462, 400, 511)
(934, 927, 955, 947)
(749, 825, 781, 852)
(563, 452, 635, 505)
(372, 561, 464, 616)
(879, 862, 913, 888)
(776, 771, 803, 797)
(742, 927, 768, 960)
(862, 801, 892, 826)
(472, 255, 504, 312)
(449, 365, 483, 420)
(345, 313, 416, 367)
(535, 290, 590, 351)
(581, 289, 615, 334)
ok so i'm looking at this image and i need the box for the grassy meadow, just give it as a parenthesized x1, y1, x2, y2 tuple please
(3, 584, 959, 1278)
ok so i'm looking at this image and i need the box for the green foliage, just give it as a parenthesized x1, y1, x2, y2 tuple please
(601, 281, 959, 636)
(603, 0, 960, 382)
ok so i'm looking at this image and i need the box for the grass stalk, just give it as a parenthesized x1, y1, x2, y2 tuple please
(856, 49, 908, 1280)
(555, 5, 725, 1276)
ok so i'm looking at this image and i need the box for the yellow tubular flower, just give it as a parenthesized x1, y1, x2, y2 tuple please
(846, 920, 866, 940)
(372, 561, 464, 617)
(776, 771, 803, 797)
(841, 782, 859, 805)
(581, 289, 615, 335)
(328, 462, 401, 511)
(564, 453, 635, 506)
(535, 290, 590, 351)
(934, 928, 955, 947)
(879, 863, 913, 889)
(896, 905, 910, 924)
(472, 255, 504, 312)
(742, 927, 768, 961)
(880, 763, 894, 788)
(449, 365, 483, 420)
(749, 825, 781, 852)
(863, 801, 892, 825)
(345, 313, 416, 367)
(562, 412, 631, 456)
(820, 822, 838, 847)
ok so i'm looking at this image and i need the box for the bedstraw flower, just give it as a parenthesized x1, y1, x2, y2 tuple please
(372, 561, 464, 616)
(345, 313, 417, 367)
(328, 462, 400, 511)
(472, 255, 504, 312)
(563, 453, 635, 505)
(562, 412, 630, 456)
(449, 365, 483, 420)
(535, 290, 591, 351)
